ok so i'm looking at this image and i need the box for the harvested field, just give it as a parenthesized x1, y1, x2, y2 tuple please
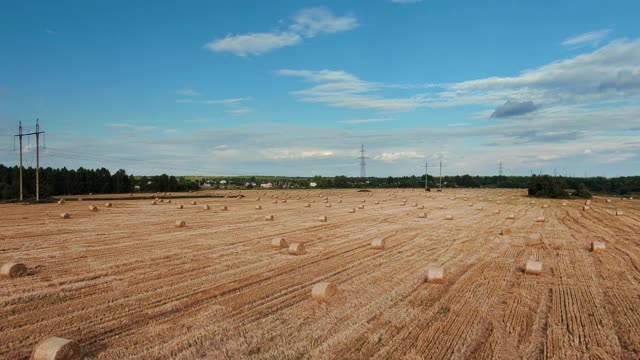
(1, 189, 640, 359)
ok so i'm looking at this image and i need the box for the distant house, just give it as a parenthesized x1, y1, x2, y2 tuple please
(310, 182, 317, 187)
(260, 182, 273, 188)
(245, 182, 257, 187)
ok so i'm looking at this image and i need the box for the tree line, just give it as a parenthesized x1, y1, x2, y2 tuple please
(0, 165, 199, 200)
(1, 164, 638, 201)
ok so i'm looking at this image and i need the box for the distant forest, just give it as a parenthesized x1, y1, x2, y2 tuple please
(1, 164, 639, 201)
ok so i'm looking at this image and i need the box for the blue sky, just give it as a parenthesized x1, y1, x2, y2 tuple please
(1, 0, 639, 177)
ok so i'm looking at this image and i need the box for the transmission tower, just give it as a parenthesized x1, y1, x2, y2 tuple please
(358, 144, 368, 179)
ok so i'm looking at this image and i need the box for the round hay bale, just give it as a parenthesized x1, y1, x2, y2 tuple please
(60, 213, 70, 219)
(159, 199, 164, 203)
(177, 204, 184, 209)
(325, 203, 331, 208)
(615, 210, 624, 216)
(220, 206, 228, 211)
(304, 203, 311, 208)
(476, 206, 484, 210)
(374, 201, 379, 205)
(175, 220, 186, 228)
(426, 267, 444, 283)
(500, 228, 512, 235)
(88, 205, 98, 212)
(418, 212, 428, 218)
(418, 205, 424, 209)
(371, 239, 385, 250)
(151, 201, 157, 205)
(562, 202, 567, 206)
(167, 200, 172, 204)
(591, 241, 606, 253)
(494, 209, 501, 214)
(288, 242, 305, 255)
(445, 215, 453, 220)
(542, 204, 549, 208)
(1, 262, 27, 278)
(271, 237, 287, 248)
(57, 199, 65, 205)
(77, 198, 83, 201)
(104, 202, 112, 208)
(337, 199, 342, 203)
(582, 205, 590, 211)
(507, 214, 515, 219)
(585, 200, 591, 205)
(605, 199, 611, 203)
(319, 215, 328, 222)
(264, 214, 274, 221)
(273, 200, 278, 204)
(31, 336, 82, 360)
(255, 205, 262, 210)
(496, 200, 501, 204)
(203, 205, 210, 210)
(311, 282, 337, 302)
(525, 260, 543, 275)
(358, 204, 365, 209)
(348, 208, 356, 213)
(129, 193, 133, 197)
(536, 217, 545, 223)
(256, 197, 261, 201)
(191, 201, 197, 205)
(439, 205, 445, 209)
(282, 199, 287, 203)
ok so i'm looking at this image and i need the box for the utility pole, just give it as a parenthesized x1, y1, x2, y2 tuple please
(439, 161, 443, 190)
(17, 122, 23, 201)
(14, 120, 45, 202)
(425, 161, 428, 190)
(358, 144, 368, 179)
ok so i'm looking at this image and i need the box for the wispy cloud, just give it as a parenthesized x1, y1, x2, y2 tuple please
(176, 89, 201, 97)
(227, 108, 253, 114)
(290, 7, 358, 37)
(176, 97, 251, 105)
(338, 118, 393, 124)
(277, 69, 423, 111)
(205, 7, 358, 56)
(45, 28, 56, 35)
(562, 28, 612, 47)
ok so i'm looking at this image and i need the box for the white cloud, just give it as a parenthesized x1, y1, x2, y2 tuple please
(375, 151, 425, 161)
(290, 7, 358, 38)
(279, 39, 640, 115)
(204, 7, 358, 56)
(562, 28, 612, 47)
(205, 32, 302, 56)
(204, 32, 301, 56)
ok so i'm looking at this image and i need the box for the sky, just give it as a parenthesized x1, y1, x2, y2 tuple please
(1, 0, 639, 177)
